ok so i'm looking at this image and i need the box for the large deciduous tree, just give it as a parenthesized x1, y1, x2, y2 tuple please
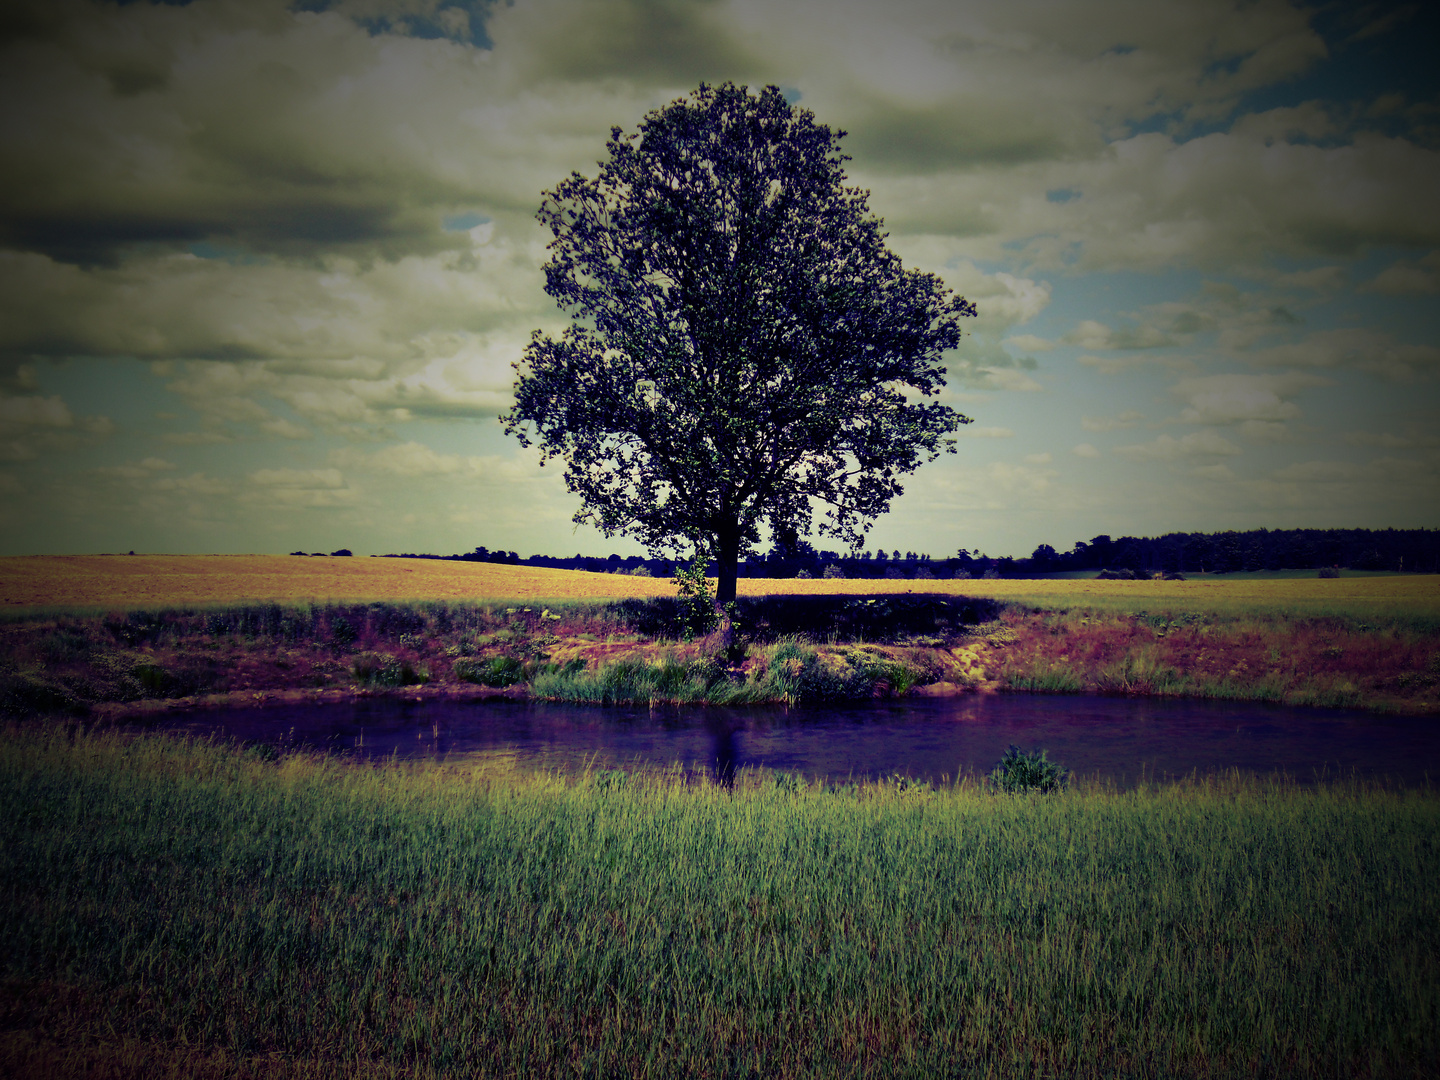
(503, 83, 975, 604)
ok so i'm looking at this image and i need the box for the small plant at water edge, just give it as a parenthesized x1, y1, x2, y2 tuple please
(451, 655, 527, 687)
(350, 652, 428, 687)
(988, 744, 1069, 794)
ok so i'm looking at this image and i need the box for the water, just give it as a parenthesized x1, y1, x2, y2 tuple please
(151, 694, 1440, 787)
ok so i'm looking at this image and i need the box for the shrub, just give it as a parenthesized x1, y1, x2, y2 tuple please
(794, 568, 811, 579)
(952, 569, 971, 579)
(988, 745, 1069, 794)
(351, 652, 428, 687)
(821, 565, 844, 579)
(672, 563, 720, 640)
(0, 670, 84, 717)
(452, 655, 526, 687)
(1318, 566, 1340, 578)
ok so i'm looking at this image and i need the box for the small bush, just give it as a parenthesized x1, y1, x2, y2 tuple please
(0, 670, 84, 717)
(952, 569, 971, 579)
(351, 652, 428, 687)
(672, 563, 719, 640)
(452, 655, 526, 687)
(794, 568, 812, 579)
(988, 745, 1069, 794)
(821, 565, 844, 579)
(1318, 566, 1340, 578)
(36, 627, 93, 663)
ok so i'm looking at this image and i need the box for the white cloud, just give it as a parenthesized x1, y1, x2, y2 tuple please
(1170, 372, 1330, 426)
(1344, 429, 1440, 449)
(93, 458, 178, 480)
(1076, 353, 1177, 376)
(1072, 443, 1100, 458)
(1362, 252, 1440, 296)
(1241, 329, 1440, 381)
(1272, 460, 1367, 483)
(1114, 431, 1242, 459)
(1062, 319, 1175, 351)
(956, 426, 1015, 439)
(1081, 411, 1145, 432)
(1002, 334, 1055, 353)
(0, 390, 112, 462)
(1191, 463, 1236, 481)
(250, 467, 346, 488)
(332, 441, 487, 477)
(975, 368, 1043, 392)
(245, 466, 358, 508)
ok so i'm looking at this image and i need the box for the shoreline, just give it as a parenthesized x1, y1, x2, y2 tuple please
(4, 590, 1438, 720)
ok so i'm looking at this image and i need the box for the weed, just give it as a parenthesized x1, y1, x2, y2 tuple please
(450, 655, 525, 687)
(350, 652, 428, 687)
(989, 744, 1070, 793)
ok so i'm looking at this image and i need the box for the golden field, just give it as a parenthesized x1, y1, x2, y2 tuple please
(2, 553, 1438, 617)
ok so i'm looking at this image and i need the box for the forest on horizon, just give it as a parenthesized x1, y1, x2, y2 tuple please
(352, 527, 1440, 580)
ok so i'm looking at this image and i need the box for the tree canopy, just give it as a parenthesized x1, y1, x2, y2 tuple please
(503, 83, 976, 604)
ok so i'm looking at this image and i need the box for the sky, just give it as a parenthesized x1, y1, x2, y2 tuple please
(1, 0, 1437, 561)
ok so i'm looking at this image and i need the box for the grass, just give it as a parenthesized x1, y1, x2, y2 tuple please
(2, 592, 1437, 715)
(992, 607, 1439, 713)
(529, 641, 927, 706)
(2, 726, 1437, 1078)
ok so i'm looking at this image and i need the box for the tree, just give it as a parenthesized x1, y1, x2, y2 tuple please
(503, 83, 975, 604)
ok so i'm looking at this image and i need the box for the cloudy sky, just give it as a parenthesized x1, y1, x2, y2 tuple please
(2, 0, 1437, 560)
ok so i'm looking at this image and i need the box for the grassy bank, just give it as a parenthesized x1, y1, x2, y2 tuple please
(2, 591, 1438, 715)
(2, 726, 1436, 1078)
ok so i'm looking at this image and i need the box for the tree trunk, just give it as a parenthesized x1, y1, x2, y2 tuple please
(715, 529, 740, 607)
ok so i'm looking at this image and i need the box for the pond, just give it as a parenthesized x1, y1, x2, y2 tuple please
(151, 693, 1440, 787)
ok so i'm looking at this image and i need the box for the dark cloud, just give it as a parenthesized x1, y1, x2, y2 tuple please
(502, 0, 760, 85)
(844, 100, 1078, 173)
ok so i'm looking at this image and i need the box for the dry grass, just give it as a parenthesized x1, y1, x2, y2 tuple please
(0, 554, 675, 609)
(3, 554, 1439, 617)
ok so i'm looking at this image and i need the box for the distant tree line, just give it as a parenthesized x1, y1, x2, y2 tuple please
(375, 546, 524, 565)
(1026, 528, 1440, 576)
(345, 527, 1437, 579)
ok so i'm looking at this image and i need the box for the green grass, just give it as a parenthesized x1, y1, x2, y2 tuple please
(529, 641, 926, 706)
(2, 726, 1437, 1078)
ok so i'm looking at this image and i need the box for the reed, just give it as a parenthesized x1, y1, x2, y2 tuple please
(3, 726, 1437, 1078)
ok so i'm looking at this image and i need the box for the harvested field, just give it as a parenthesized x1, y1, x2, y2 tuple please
(3, 554, 1439, 617)
(0, 554, 675, 609)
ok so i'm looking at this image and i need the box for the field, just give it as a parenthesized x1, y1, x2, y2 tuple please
(4, 554, 1439, 617)
(2, 727, 1437, 1079)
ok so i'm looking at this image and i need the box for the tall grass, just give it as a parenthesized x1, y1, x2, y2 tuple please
(530, 641, 925, 705)
(2, 726, 1437, 1078)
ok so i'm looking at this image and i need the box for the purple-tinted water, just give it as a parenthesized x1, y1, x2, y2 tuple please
(150, 694, 1440, 787)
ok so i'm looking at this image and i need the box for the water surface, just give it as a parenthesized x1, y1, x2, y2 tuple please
(154, 693, 1439, 787)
